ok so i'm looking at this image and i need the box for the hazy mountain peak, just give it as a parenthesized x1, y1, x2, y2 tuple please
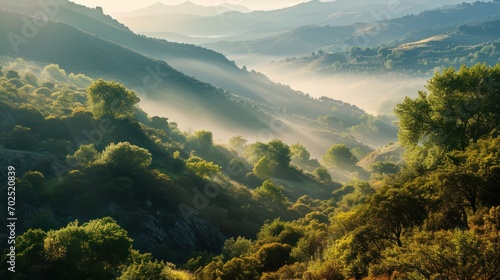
(175, 1, 199, 8)
(150, 2, 166, 8)
(117, 0, 250, 17)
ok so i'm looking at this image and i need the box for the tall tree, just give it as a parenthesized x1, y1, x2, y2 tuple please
(267, 140, 291, 169)
(87, 79, 140, 119)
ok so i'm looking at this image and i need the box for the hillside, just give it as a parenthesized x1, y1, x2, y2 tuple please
(0, 1, 401, 155)
(262, 17, 500, 76)
(206, 1, 500, 59)
(0, 0, 499, 279)
(0, 10, 276, 136)
(117, 0, 480, 38)
(0, 0, 347, 120)
(116, 1, 250, 18)
(1, 59, 499, 280)
(0, 62, 352, 265)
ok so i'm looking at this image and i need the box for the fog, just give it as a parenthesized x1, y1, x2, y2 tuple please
(258, 68, 430, 115)
(134, 56, 383, 158)
(72, 0, 311, 14)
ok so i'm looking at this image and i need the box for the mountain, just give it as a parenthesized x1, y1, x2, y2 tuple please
(0, 0, 330, 119)
(262, 18, 500, 76)
(206, 1, 500, 58)
(0, 61, 345, 265)
(1, 1, 499, 279)
(0, 0, 398, 156)
(262, 2, 500, 74)
(0, 9, 270, 135)
(116, 0, 483, 37)
(117, 1, 251, 18)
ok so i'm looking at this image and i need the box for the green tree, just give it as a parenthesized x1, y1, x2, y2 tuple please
(432, 135, 500, 217)
(66, 144, 99, 168)
(100, 142, 152, 173)
(267, 139, 291, 168)
(395, 63, 500, 151)
(253, 156, 277, 179)
(290, 143, 311, 167)
(322, 144, 357, 169)
(382, 230, 500, 279)
(22, 171, 45, 189)
(243, 142, 269, 164)
(6, 69, 20, 79)
(221, 236, 253, 261)
(367, 187, 427, 247)
(24, 73, 39, 87)
(44, 217, 132, 278)
(228, 136, 248, 153)
(42, 64, 67, 82)
(255, 243, 292, 272)
(119, 260, 191, 280)
(220, 257, 260, 280)
(228, 158, 245, 177)
(189, 130, 214, 151)
(34, 87, 52, 96)
(313, 167, 332, 183)
(186, 157, 221, 178)
(255, 180, 287, 206)
(195, 260, 224, 280)
(68, 73, 93, 88)
(8, 229, 47, 276)
(9, 217, 133, 279)
(87, 79, 140, 119)
(0, 125, 37, 150)
(371, 161, 400, 174)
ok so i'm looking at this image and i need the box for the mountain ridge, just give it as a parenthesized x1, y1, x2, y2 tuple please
(116, 1, 251, 18)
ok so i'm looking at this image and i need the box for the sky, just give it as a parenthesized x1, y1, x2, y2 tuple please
(71, 0, 310, 14)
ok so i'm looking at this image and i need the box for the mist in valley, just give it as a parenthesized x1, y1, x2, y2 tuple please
(259, 68, 430, 115)
(2, 1, 500, 279)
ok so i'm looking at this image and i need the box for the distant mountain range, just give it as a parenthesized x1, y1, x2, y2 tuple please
(117, 0, 484, 39)
(206, 1, 500, 58)
(261, 2, 500, 75)
(0, 0, 397, 155)
(116, 1, 251, 18)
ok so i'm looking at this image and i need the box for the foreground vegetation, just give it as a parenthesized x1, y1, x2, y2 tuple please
(1, 61, 499, 279)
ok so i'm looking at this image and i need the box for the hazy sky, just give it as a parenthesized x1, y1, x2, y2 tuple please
(71, 0, 310, 14)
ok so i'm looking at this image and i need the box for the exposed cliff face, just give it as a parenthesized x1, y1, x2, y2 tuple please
(101, 202, 225, 263)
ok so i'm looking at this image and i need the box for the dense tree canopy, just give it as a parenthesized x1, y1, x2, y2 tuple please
(2, 60, 500, 280)
(396, 63, 500, 151)
(322, 144, 358, 169)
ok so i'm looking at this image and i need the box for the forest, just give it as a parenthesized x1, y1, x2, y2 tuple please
(0, 58, 499, 279)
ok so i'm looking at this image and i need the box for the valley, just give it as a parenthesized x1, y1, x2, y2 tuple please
(0, 0, 499, 279)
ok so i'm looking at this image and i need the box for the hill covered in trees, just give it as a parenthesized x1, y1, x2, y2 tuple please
(207, 1, 500, 59)
(0, 60, 357, 278)
(0, 1, 398, 156)
(0, 56, 499, 279)
(0, 0, 499, 279)
(261, 1, 500, 76)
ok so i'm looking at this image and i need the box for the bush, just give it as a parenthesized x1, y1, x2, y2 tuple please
(100, 142, 152, 174)
(34, 87, 52, 96)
